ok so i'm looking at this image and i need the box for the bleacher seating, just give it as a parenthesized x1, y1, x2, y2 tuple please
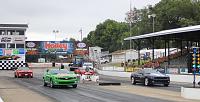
(143, 49, 189, 68)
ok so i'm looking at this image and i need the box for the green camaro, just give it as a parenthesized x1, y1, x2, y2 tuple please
(43, 69, 78, 88)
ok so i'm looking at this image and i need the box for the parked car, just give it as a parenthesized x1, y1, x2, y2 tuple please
(100, 58, 109, 64)
(82, 62, 94, 69)
(130, 69, 170, 86)
(14, 67, 33, 78)
(43, 69, 78, 88)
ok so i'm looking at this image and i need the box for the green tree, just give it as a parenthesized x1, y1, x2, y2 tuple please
(83, 19, 129, 52)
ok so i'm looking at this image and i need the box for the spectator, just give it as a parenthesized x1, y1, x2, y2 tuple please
(125, 62, 128, 67)
(52, 62, 55, 67)
(61, 63, 64, 69)
(25, 63, 29, 67)
(121, 61, 124, 67)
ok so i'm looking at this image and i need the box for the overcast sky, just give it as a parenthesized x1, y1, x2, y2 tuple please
(0, 0, 160, 41)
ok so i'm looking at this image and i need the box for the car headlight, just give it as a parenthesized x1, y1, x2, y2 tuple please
(167, 77, 170, 80)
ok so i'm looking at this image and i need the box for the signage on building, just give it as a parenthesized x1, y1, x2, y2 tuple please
(42, 41, 74, 54)
(77, 42, 86, 48)
(0, 37, 12, 43)
(44, 42, 67, 50)
(4, 49, 12, 55)
(26, 42, 36, 48)
(26, 50, 38, 55)
(0, 49, 4, 55)
(74, 49, 88, 55)
(26, 41, 40, 48)
(19, 49, 25, 54)
(11, 49, 25, 55)
(13, 49, 19, 55)
(12, 37, 25, 43)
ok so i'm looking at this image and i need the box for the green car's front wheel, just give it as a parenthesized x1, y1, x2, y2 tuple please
(72, 84, 77, 88)
(50, 80, 55, 88)
(43, 80, 47, 87)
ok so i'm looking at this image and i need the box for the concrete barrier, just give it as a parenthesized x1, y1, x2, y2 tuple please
(28, 63, 70, 68)
(96, 69, 200, 83)
(96, 69, 131, 78)
(102, 66, 124, 72)
(168, 74, 200, 83)
(181, 87, 200, 100)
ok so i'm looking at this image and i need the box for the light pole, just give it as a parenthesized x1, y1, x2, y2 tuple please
(126, 10, 134, 49)
(53, 30, 59, 41)
(148, 14, 156, 61)
(53, 30, 59, 62)
(148, 14, 156, 32)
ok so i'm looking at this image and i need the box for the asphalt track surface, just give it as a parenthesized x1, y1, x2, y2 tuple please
(99, 75, 194, 92)
(1, 69, 195, 102)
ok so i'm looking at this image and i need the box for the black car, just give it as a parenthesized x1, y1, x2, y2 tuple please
(130, 69, 170, 86)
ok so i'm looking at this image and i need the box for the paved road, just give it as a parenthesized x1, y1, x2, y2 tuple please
(99, 75, 194, 92)
(0, 69, 198, 102)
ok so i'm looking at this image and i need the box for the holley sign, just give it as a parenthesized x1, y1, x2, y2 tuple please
(44, 42, 67, 50)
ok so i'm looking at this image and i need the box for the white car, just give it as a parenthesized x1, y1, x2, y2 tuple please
(82, 62, 94, 69)
(100, 58, 109, 64)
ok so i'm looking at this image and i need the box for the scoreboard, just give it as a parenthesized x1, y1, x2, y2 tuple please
(192, 47, 200, 73)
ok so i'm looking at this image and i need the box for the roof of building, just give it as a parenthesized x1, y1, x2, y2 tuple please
(111, 49, 138, 55)
(0, 24, 28, 28)
(124, 25, 200, 41)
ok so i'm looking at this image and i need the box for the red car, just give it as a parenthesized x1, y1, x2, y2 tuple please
(75, 67, 95, 75)
(14, 67, 33, 78)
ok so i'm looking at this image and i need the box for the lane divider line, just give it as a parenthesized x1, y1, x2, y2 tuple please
(0, 97, 4, 102)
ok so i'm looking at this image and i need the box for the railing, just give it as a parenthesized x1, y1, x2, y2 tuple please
(143, 49, 189, 68)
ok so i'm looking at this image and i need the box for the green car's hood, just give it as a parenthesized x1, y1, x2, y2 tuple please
(52, 73, 76, 78)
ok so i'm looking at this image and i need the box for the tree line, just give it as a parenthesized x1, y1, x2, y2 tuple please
(83, 0, 200, 52)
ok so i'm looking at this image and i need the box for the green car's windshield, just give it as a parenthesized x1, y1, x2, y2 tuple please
(49, 69, 70, 75)
(18, 67, 29, 70)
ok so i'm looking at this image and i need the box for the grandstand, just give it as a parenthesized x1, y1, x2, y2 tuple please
(124, 25, 200, 74)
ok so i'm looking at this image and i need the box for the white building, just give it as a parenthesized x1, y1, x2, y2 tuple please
(0, 24, 28, 70)
(111, 49, 138, 63)
(0, 24, 28, 61)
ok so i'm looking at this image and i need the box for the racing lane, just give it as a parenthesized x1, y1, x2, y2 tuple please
(13, 78, 173, 102)
(0, 69, 197, 102)
(6, 69, 175, 102)
(99, 75, 193, 92)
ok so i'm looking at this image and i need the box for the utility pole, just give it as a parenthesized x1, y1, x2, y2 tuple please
(53, 30, 59, 62)
(129, 0, 132, 49)
(79, 29, 83, 41)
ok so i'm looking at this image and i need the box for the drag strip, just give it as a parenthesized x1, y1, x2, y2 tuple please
(2, 69, 197, 102)
(13, 78, 173, 102)
(99, 75, 193, 92)
(8, 70, 174, 102)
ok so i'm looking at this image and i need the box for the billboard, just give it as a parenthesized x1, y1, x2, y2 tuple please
(0, 49, 4, 55)
(42, 41, 74, 54)
(0, 35, 25, 44)
(25, 41, 74, 54)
